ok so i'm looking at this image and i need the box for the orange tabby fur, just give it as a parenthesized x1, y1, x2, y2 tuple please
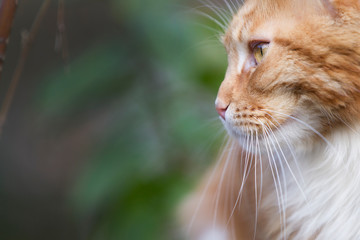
(180, 0, 360, 239)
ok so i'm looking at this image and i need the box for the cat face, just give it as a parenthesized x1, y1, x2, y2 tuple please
(216, 0, 360, 150)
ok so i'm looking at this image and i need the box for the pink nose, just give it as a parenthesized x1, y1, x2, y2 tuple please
(216, 104, 228, 120)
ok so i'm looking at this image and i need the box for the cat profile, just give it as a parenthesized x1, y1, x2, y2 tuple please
(180, 0, 360, 239)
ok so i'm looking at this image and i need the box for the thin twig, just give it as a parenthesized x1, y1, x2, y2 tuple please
(0, 0, 18, 80)
(0, 0, 52, 134)
(55, 0, 69, 67)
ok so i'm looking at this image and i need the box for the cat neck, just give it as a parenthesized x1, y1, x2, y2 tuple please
(260, 123, 360, 239)
(298, 123, 360, 172)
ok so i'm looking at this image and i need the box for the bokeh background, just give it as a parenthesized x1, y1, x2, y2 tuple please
(0, 0, 230, 239)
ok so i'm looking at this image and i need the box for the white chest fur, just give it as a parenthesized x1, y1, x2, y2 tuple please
(262, 124, 360, 240)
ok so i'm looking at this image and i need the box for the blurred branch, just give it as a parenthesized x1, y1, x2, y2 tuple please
(0, 0, 18, 80)
(0, 0, 51, 134)
(55, 0, 69, 69)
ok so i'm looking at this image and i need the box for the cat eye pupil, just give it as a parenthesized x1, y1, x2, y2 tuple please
(253, 43, 269, 65)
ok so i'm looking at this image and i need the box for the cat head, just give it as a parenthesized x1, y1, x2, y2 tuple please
(215, 0, 360, 150)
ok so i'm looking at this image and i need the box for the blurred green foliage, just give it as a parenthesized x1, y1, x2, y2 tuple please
(36, 0, 228, 239)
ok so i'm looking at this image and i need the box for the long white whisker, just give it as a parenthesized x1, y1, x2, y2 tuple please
(221, 0, 235, 15)
(195, 10, 227, 31)
(200, 1, 231, 27)
(262, 129, 285, 239)
(263, 123, 288, 200)
(243, 131, 255, 195)
(263, 113, 305, 185)
(255, 130, 264, 230)
(228, 143, 239, 239)
(233, 0, 244, 9)
(336, 115, 360, 136)
(263, 109, 335, 150)
(226, 132, 251, 225)
(261, 116, 308, 203)
(192, 21, 224, 35)
(213, 140, 236, 227)
(262, 124, 287, 240)
(253, 130, 261, 240)
(228, 0, 240, 13)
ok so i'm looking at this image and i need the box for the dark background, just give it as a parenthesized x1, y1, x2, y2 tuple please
(0, 0, 229, 239)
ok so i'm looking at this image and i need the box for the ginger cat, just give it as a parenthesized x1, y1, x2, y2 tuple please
(180, 0, 360, 239)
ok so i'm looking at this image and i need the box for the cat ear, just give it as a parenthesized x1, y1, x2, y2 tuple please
(320, 0, 360, 17)
(320, 0, 339, 17)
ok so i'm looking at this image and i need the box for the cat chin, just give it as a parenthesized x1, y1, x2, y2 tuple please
(232, 131, 293, 155)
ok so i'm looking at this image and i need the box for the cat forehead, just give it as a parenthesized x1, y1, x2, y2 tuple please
(223, 0, 322, 47)
(223, 1, 284, 46)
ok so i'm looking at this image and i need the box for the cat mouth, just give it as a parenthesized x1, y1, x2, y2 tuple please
(222, 112, 296, 143)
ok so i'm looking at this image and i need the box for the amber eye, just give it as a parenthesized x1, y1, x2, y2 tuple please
(253, 43, 269, 64)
